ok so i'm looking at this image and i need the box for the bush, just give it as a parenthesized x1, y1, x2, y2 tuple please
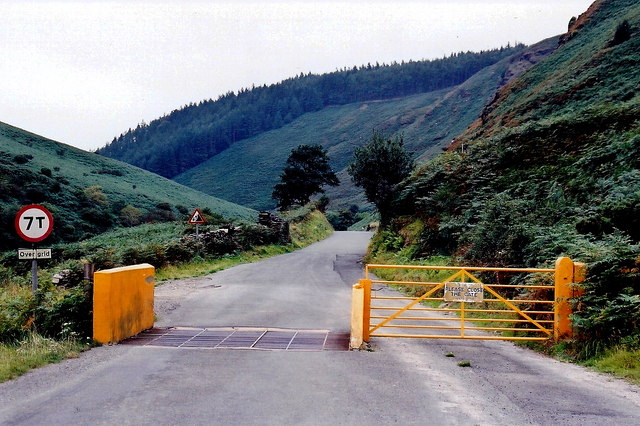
(48, 260, 85, 288)
(201, 229, 239, 257)
(87, 248, 120, 271)
(119, 205, 142, 227)
(611, 20, 632, 46)
(327, 205, 361, 231)
(461, 194, 534, 267)
(236, 225, 279, 249)
(144, 208, 176, 223)
(164, 240, 196, 264)
(13, 154, 32, 164)
(34, 285, 92, 340)
(0, 286, 33, 343)
(121, 243, 167, 267)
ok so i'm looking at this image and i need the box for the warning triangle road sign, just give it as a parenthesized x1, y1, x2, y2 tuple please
(188, 208, 206, 224)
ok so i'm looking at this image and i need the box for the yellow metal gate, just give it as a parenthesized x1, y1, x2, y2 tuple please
(349, 257, 585, 349)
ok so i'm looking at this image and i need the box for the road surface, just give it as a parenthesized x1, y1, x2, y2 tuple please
(1, 231, 639, 425)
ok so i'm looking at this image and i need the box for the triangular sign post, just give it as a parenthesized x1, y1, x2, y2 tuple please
(188, 209, 206, 225)
(188, 208, 206, 239)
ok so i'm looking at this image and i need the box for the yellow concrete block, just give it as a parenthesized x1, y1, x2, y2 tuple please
(93, 264, 155, 344)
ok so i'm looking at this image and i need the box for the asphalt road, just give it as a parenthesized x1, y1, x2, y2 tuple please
(1, 231, 639, 425)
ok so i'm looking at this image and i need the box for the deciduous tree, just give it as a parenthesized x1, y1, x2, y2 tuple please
(272, 144, 339, 210)
(348, 131, 414, 224)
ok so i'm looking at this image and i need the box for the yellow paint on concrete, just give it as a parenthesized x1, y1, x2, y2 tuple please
(554, 257, 575, 341)
(350, 282, 365, 350)
(93, 264, 155, 344)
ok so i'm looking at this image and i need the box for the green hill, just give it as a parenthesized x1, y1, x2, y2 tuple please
(97, 47, 524, 180)
(173, 38, 558, 211)
(0, 122, 256, 250)
(385, 0, 639, 349)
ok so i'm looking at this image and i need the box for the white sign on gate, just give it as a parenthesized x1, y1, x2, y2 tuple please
(444, 282, 484, 302)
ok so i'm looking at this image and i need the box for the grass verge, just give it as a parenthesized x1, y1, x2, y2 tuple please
(156, 244, 293, 281)
(583, 348, 640, 386)
(156, 209, 333, 281)
(0, 334, 90, 383)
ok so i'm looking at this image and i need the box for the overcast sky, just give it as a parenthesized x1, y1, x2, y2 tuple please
(1, 0, 594, 151)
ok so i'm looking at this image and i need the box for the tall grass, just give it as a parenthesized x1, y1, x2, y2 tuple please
(0, 333, 89, 382)
(585, 348, 640, 386)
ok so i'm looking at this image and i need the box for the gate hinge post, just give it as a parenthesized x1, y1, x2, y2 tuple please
(554, 257, 584, 341)
(361, 279, 372, 342)
(350, 279, 372, 350)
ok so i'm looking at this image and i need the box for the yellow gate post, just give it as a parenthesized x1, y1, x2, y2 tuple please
(350, 282, 365, 350)
(361, 278, 372, 342)
(554, 257, 586, 341)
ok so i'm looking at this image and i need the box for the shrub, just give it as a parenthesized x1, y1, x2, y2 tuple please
(236, 225, 279, 249)
(155, 202, 172, 211)
(119, 205, 142, 227)
(144, 208, 176, 223)
(87, 248, 119, 271)
(327, 206, 361, 231)
(201, 229, 239, 256)
(121, 243, 167, 267)
(33, 285, 92, 340)
(461, 194, 534, 267)
(0, 286, 33, 343)
(164, 241, 195, 264)
(47, 260, 85, 288)
(611, 20, 632, 46)
(13, 154, 32, 164)
(83, 186, 109, 206)
(93, 168, 124, 176)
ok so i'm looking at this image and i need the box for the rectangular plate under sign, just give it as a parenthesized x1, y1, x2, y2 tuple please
(444, 281, 484, 302)
(18, 248, 52, 260)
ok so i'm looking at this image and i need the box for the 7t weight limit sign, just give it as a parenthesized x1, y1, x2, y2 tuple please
(15, 204, 54, 243)
(14, 205, 54, 294)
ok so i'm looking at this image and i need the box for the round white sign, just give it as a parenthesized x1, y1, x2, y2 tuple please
(15, 204, 54, 242)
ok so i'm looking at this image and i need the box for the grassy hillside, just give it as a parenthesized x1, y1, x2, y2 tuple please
(0, 122, 256, 250)
(97, 47, 522, 179)
(387, 0, 639, 353)
(174, 39, 557, 211)
(174, 90, 447, 211)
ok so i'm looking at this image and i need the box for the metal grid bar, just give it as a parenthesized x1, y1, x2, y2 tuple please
(122, 327, 348, 351)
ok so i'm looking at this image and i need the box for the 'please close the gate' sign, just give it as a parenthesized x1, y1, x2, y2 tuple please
(444, 282, 484, 302)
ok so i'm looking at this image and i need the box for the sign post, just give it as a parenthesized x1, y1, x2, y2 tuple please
(15, 205, 54, 294)
(188, 208, 206, 237)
